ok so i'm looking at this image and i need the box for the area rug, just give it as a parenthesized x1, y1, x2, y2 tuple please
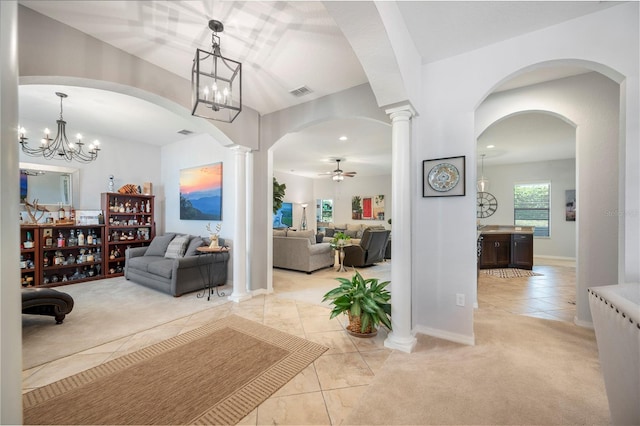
(23, 315, 328, 425)
(481, 268, 542, 278)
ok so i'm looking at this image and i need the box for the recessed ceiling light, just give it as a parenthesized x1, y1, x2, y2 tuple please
(486, 145, 495, 149)
(339, 136, 348, 141)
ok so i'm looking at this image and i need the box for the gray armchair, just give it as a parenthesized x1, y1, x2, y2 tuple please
(342, 228, 390, 267)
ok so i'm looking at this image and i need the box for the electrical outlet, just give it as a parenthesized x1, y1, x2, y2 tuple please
(456, 293, 465, 307)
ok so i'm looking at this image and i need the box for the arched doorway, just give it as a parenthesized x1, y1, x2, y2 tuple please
(265, 115, 392, 293)
(475, 64, 622, 326)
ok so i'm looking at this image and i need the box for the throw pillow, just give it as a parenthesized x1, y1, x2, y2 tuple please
(273, 229, 287, 237)
(164, 234, 190, 259)
(344, 229, 358, 239)
(315, 232, 325, 243)
(325, 228, 335, 238)
(144, 233, 176, 256)
(184, 236, 205, 256)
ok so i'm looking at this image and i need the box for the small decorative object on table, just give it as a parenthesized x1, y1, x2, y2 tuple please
(322, 270, 392, 337)
(330, 232, 352, 272)
(206, 222, 222, 248)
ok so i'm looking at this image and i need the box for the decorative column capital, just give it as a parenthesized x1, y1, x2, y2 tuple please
(385, 104, 416, 121)
(230, 144, 252, 154)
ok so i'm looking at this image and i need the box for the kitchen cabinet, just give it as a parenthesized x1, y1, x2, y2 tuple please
(479, 233, 511, 268)
(511, 233, 533, 270)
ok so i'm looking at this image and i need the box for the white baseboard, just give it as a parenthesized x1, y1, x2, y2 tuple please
(534, 255, 576, 261)
(574, 317, 594, 329)
(413, 324, 475, 346)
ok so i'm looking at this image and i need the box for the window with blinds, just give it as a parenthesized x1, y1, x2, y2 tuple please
(514, 182, 550, 237)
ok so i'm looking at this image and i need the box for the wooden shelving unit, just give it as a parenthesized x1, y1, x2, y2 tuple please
(101, 192, 155, 278)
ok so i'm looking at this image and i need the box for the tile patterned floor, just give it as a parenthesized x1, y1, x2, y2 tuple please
(22, 257, 575, 425)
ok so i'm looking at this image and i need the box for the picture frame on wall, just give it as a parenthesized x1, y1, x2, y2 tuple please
(422, 156, 466, 197)
(179, 162, 223, 220)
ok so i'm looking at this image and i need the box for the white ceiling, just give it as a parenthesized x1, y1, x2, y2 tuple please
(18, 1, 616, 177)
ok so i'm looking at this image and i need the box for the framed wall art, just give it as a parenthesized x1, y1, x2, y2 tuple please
(179, 162, 223, 220)
(423, 156, 465, 197)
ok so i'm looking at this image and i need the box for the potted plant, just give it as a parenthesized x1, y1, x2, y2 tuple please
(273, 177, 287, 214)
(322, 270, 392, 337)
(329, 231, 351, 249)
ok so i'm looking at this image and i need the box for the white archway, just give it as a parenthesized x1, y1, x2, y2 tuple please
(475, 65, 622, 325)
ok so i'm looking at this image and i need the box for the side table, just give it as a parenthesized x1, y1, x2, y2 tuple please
(196, 246, 230, 300)
(336, 244, 352, 272)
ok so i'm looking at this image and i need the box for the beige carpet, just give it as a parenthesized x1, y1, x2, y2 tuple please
(481, 268, 542, 278)
(22, 277, 229, 369)
(345, 307, 609, 425)
(24, 315, 327, 425)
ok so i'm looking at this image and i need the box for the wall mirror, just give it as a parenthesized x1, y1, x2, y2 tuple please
(19, 162, 78, 206)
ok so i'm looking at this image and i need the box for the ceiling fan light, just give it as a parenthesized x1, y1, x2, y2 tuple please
(333, 174, 344, 182)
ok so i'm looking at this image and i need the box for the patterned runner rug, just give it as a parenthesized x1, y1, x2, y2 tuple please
(23, 315, 327, 425)
(481, 268, 542, 278)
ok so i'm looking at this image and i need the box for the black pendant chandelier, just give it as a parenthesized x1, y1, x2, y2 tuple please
(192, 20, 242, 123)
(19, 92, 100, 163)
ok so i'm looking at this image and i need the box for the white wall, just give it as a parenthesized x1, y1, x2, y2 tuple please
(161, 133, 235, 239)
(18, 124, 162, 213)
(314, 174, 392, 228)
(273, 171, 315, 231)
(480, 159, 576, 259)
(413, 3, 638, 341)
(273, 170, 392, 234)
(477, 71, 621, 324)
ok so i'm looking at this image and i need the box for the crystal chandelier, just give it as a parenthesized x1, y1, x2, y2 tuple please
(192, 20, 242, 123)
(19, 92, 100, 163)
(477, 154, 489, 192)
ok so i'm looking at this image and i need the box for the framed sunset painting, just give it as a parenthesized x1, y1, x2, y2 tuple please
(179, 162, 223, 220)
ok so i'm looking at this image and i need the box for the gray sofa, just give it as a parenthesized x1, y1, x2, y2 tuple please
(273, 229, 334, 273)
(125, 233, 229, 297)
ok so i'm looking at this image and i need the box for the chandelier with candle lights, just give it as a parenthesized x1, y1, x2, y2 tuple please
(19, 92, 100, 163)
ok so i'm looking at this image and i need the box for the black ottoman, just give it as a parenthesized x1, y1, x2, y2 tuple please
(22, 287, 74, 324)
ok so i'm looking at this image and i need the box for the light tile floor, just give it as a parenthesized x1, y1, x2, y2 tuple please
(22, 257, 576, 425)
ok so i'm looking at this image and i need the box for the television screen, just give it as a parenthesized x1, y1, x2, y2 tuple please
(273, 202, 293, 228)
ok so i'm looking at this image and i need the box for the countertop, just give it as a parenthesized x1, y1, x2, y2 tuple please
(477, 225, 534, 236)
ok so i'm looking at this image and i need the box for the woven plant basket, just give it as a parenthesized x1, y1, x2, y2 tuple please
(347, 313, 377, 337)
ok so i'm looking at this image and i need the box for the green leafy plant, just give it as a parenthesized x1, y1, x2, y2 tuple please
(273, 177, 287, 214)
(322, 271, 392, 334)
(330, 231, 351, 249)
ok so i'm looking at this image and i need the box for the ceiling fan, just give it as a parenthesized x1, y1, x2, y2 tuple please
(319, 158, 356, 181)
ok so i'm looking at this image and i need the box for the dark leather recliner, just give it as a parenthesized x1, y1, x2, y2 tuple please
(22, 287, 74, 324)
(342, 228, 390, 267)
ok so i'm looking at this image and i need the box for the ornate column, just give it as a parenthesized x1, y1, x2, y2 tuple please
(228, 145, 252, 303)
(384, 105, 417, 353)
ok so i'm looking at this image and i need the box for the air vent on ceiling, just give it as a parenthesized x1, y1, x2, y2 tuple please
(177, 129, 194, 135)
(289, 86, 313, 97)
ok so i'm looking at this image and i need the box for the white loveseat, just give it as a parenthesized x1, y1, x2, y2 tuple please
(588, 283, 640, 425)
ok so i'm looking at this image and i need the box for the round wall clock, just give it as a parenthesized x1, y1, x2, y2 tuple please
(477, 192, 498, 218)
(427, 162, 460, 192)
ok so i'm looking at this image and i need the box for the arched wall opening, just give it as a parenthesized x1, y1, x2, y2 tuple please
(264, 114, 391, 292)
(475, 62, 622, 326)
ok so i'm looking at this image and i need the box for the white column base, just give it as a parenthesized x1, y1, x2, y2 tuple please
(384, 332, 417, 353)
(228, 293, 252, 303)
